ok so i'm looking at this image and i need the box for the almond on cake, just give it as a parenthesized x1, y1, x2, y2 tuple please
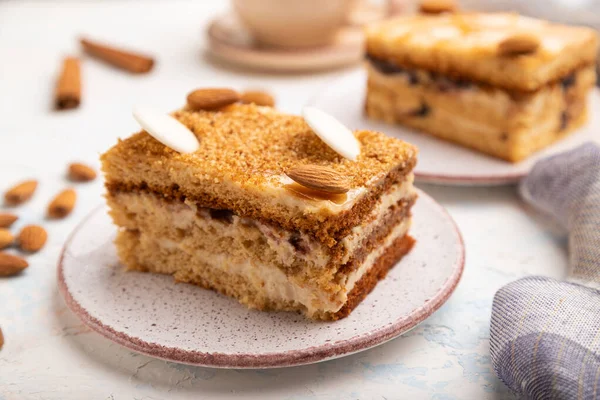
(101, 100, 418, 320)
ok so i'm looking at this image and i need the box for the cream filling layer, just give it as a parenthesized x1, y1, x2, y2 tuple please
(116, 175, 415, 271)
(367, 62, 516, 122)
(189, 176, 414, 268)
(157, 217, 411, 316)
(339, 173, 414, 264)
(367, 63, 594, 129)
(250, 175, 414, 268)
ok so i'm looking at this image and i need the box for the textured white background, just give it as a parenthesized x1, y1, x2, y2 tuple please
(0, 1, 569, 399)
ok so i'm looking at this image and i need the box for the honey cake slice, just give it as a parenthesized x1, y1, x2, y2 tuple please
(364, 12, 598, 162)
(101, 103, 418, 320)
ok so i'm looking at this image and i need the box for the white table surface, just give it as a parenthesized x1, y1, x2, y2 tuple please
(0, 1, 569, 399)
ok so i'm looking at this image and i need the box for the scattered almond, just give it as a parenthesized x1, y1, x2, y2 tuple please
(498, 33, 540, 56)
(187, 88, 240, 111)
(47, 189, 76, 219)
(18, 225, 47, 252)
(4, 180, 38, 205)
(0, 252, 28, 276)
(68, 162, 97, 182)
(0, 230, 13, 250)
(287, 165, 350, 194)
(240, 90, 275, 107)
(419, 0, 457, 14)
(0, 213, 18, 228)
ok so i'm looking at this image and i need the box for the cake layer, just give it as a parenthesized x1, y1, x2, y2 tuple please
(109, 175, 415, 319)
(108, 173, 415, 262)
(107, 177, 415, 288)
(365, 13, 598, 91)
(365, 62, 595, 161)
(114, 217, 413, 320)
(101, 104, 417, 247)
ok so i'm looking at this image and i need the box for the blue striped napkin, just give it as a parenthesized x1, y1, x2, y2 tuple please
(490, 143, 600, 399)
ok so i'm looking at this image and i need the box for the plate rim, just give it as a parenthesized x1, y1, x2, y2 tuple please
(415, 170, 523, 186)
(307, 69, 597, 186)
(57, 189, 465, 369)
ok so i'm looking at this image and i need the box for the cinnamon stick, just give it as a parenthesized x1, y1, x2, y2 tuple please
(80, 37, 155, 74)
(55, 57, 81, 110)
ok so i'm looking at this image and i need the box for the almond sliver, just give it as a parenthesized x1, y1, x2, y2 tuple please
(133, 106, 200, 154)
(302, 107, 360, 161)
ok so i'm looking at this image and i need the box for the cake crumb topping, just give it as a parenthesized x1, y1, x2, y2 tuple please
(111, 103, 417, 190)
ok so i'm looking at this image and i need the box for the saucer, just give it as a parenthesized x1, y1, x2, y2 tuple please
(206, 13, 365, 72)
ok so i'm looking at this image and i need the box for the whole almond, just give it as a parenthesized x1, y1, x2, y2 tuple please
(68, 163, 97, 182)
(0, 229, 14, 250)
(4, 180, 38, 205)
(0, 213, 18, 228)
(187, 88, 240, 111)
(498, 34, 540, 56)
(18, 225, 47, 252)
(240, 90, 275, 107)
(0, 326, 3, 350)
(287, 165, 350, 194)
(0, 252, 28, 276)
(47, 189, 76, 218)
(419, 0, 457, 14)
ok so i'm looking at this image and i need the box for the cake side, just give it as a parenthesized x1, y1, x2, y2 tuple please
(329, 234, 415, 320)
(365, 13, 598, 91)
(106, 176, 417, 318)
(365, 60, 595, 162)
(107, 176, 416, 269)
(112, 207, 415, 321)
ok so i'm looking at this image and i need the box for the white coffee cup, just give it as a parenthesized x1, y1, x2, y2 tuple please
(232, 0, 358, 48)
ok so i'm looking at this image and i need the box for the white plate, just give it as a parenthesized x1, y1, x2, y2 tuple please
(308, 70, 600, 186)
(58, 189, 464, 369)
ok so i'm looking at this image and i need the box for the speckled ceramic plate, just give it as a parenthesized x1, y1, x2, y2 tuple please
(57, 189, 464, 369)
(308, 70, 600, 186)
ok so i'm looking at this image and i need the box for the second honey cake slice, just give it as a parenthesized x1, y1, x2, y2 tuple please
(365, 12, 598, 162)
